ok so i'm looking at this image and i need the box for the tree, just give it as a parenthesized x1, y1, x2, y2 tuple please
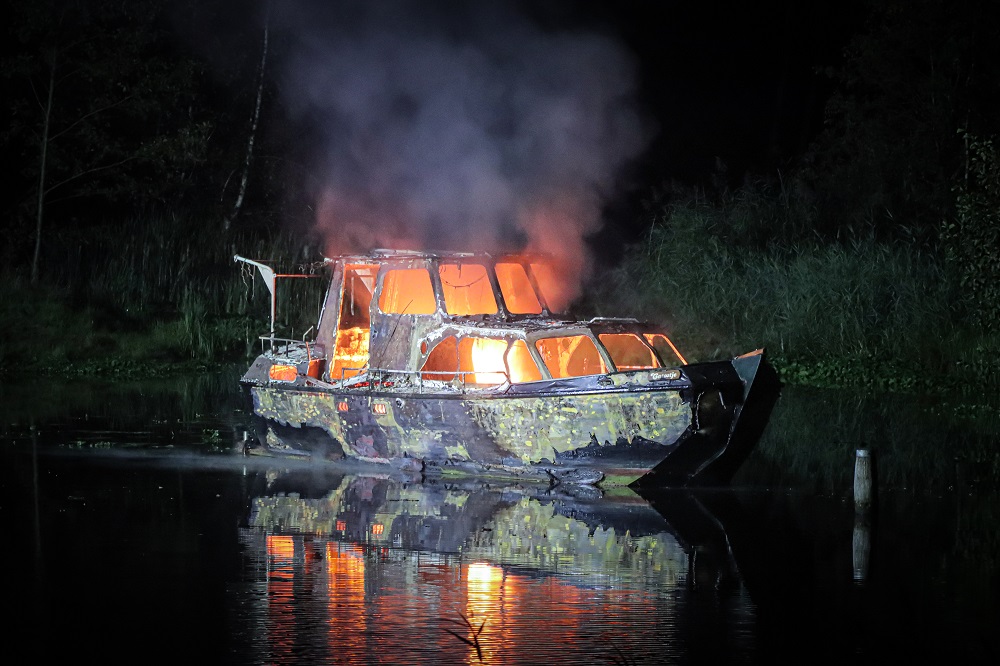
(802, 0, 1000, 241)
(1, 0, 211, 283)
(222, 1, 270, 232)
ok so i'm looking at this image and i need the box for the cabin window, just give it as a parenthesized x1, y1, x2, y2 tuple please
(420, 336, 536, 385)
(420, 336, 458, 381)
(331, 264, 377, 381)
(534, 335, 607, 378)
(379, 268, 437, 314)
(495, 262, 542, 314)
(599, 333, 660, 371)
(440, 263, 497, 315)
(506, 339, 543, 383)
(644, 333, 687, 365)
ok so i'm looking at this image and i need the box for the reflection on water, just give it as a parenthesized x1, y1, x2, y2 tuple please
(238, 472, 755, 664)
(0, 366, 248, 451)
(2, 374, 999, 664)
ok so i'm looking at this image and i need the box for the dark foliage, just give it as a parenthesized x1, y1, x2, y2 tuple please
(801, 0, 1000, 242)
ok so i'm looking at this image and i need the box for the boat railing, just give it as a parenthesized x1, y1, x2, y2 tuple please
(260, 335, 304, 349)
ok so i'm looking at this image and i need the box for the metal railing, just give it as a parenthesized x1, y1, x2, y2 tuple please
(329, 366, 511, 394)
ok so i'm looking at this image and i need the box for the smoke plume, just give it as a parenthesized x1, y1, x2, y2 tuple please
(272, 1, 655, 297)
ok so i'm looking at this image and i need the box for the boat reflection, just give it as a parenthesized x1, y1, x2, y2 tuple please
(238, 471, 757, 663)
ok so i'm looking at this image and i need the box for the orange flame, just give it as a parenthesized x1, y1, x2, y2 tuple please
(331, 326, 370, 380)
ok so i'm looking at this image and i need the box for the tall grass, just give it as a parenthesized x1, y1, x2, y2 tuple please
(4, 210, 330, 373)
(591, 185, 998, 392)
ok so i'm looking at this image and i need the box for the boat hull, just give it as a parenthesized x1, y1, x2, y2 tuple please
(241, 349, 780, 488)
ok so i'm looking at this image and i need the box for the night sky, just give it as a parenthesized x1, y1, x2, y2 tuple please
(556, 0, 865, 182)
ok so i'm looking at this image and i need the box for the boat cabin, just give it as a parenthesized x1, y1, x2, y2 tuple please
(238, 250, 687, 392)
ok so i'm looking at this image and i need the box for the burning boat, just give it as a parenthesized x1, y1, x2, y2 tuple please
(235, 250, 779, 488)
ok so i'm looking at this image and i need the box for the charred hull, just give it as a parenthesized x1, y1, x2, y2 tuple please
(242, 350, 777, 487)
(632, 349, 782, 487)
(235, 250, 781, 488)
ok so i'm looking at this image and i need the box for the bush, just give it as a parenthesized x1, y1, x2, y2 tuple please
(591, 184, 996, 392)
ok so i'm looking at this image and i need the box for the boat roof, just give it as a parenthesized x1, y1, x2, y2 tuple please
(324, 249, 555, 264)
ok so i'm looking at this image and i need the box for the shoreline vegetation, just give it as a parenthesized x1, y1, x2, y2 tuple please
(587, 181, 1000, 400)
(2, 183, 997, 403)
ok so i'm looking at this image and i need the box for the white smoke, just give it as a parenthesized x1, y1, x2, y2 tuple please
(272, 1, 655, 291)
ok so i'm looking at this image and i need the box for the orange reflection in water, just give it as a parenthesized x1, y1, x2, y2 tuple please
(257, 535, 663, 662)
(326, 542, 368, 653)
(265, 535, 298, 662)
(464, 562, 510, 663)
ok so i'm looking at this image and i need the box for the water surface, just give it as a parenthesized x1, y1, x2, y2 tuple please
(2, 372, 997, 664)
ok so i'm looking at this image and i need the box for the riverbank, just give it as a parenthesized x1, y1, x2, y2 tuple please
(2, 278, 995, 403)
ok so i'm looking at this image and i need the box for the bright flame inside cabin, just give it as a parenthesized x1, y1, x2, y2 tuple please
(331, 326, 370, 380)
(331, 264, 377, 380)
(421, 336, 545, 385)
(465, 337, 508, 384)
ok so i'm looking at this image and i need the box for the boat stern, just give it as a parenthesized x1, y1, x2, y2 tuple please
(631, 349, 781, 488)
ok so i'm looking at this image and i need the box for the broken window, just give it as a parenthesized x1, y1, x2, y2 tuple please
(439, 263, 497, 315)
(379, 268, 437, 314)
(420, 335, 458, 381)
(644, 333, 688, 365)
(599, 333, 660, 371)
(495, 262, 542, 314)
(331, 264, 377, 381)
(529, 261, 571, 313)
(534, 335, 607, 378)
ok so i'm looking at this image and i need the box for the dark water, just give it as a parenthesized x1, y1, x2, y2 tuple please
(2, 369, 998, 664)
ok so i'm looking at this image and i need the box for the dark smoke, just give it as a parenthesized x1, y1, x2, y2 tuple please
(272, 1, 655, 290)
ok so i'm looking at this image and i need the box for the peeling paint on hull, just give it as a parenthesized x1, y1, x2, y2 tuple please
(248, 383, 692, 485)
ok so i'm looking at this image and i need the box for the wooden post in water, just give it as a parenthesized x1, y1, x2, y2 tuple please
(853, 448, 875, 513)
(852, 448, 876, 584)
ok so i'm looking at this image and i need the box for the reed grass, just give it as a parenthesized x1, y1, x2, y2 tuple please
(590, 186, 998, 393)
(2, 209, 329, 374)
(7, 183, 999, 390)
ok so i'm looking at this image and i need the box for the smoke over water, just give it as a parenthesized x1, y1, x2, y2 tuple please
(273, 1, 655, 299)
